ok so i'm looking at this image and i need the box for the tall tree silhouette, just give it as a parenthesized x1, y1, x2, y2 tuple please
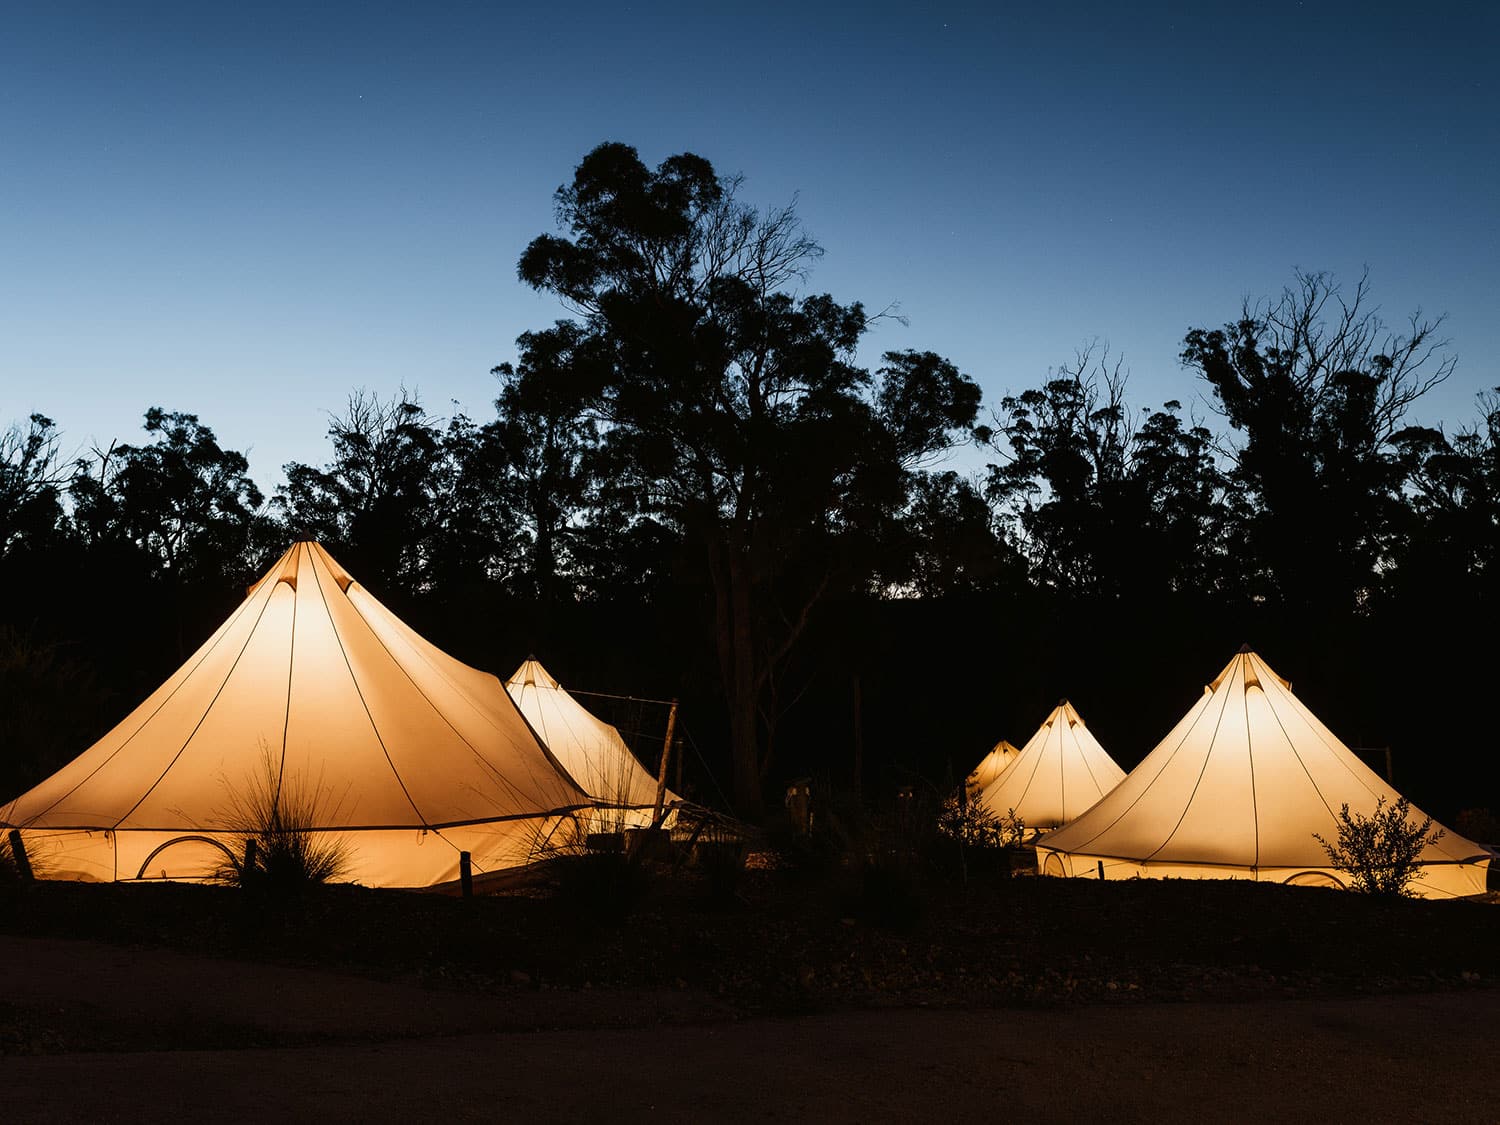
(516, 142, 981, 813)
(0, 413, 66, 557)
(984, 348, 1227, 598)
(276, 389, 447, 596)
(485, 326, 605, 605)
(68, 408, 266, 586)
(66, 408, 268, 657)
(1390, 387, 1500, 600)
(1182, 271, 1453, 615)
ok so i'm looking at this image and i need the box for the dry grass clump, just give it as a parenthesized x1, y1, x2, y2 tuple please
(213, 749, 353, 894)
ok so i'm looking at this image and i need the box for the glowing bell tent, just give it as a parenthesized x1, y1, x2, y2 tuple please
(505, 657, 678, 826)
(0, 542, 592, 887)
(965, 739, 1021, 795)
(1034, 648, 1491, 898)
(974, 702, 1126, 836)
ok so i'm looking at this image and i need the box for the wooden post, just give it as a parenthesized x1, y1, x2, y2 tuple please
(652, 699, 679, 827)
(1097, 860, 1105, 881)
(242, 838, 258, 883)
(674, 735, 684, 795)
(459, 851, 473, 899)
(7, 829, 34, 882)
(1383, 746, 1394, 783)
(852, 673, 863, 797)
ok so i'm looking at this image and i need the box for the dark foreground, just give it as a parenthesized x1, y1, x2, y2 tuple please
(2, 935, 1497, 1123)
(2, 868, 1496, 1121)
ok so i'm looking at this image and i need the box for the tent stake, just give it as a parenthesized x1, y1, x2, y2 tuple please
(7, 829, 34, 882)
(652, 699, 679, 827)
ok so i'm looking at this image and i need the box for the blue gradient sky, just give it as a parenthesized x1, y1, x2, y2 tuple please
(3, 1, 1496, 487)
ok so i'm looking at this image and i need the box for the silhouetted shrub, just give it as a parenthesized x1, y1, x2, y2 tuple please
(1313, 796, 1445, 897)
(214, 751, 353, 896)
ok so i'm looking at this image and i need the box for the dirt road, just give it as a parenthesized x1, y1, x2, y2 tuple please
(4, 936, 1496, 1123)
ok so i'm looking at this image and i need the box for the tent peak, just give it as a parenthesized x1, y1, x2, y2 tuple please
(1238, 642, 1254, 654)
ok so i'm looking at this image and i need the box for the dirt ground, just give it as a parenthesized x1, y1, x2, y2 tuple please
(4, 935, 1498, 1123)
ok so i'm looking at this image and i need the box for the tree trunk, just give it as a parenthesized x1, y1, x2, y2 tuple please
(727, 550, 763, 818)
(707, 536, 765, 819)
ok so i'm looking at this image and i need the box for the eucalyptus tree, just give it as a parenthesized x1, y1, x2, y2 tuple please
(1390, 387, 1500, 597)
(68, 407, 266, 586)
(485, 324, 606, 604)
(0, 413, 66, 557)
(276, 389, 448, 597)
(1182, 271, 1453, 614)
(983, 348, 1228, 599)
(515, 142, 981, 813)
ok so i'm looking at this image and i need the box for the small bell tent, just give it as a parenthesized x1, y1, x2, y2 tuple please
(506, 657, 678, 826)
(1, 542, 591, 887)
(1034, 648, 1490, 898)
(974, 701, 1125, 836)
(965, 739, 1021, 796)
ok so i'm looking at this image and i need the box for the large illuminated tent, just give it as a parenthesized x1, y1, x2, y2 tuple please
(965, 739, 1021, 794)
(974, 702, 1125, 835)
(505, 657, 677, 825)
(1, 542, 591, 887)
(1035, 648, 1491, 898)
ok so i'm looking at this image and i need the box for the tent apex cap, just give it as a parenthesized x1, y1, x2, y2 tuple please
(1238, 643, 1254, 654)
(1058, 697, 1069, 706)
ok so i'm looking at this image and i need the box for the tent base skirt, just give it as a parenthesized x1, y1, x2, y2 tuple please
(10, 816, 589, 888)
(1033, 847, 1490, 899)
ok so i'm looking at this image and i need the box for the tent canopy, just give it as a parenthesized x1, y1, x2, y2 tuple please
(2, 542, 590, 886)
(965, 739, 1021, 793)
(975, 701, 1125, 833)
(506, 657, 675, 816)
(1036, 649, 1490, 897)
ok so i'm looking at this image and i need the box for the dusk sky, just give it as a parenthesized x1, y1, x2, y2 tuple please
(3, 1, 1495, 488)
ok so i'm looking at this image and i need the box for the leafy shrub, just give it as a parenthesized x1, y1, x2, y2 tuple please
(1313, 796, 1445, 897)
(937, 796, 1026, 849)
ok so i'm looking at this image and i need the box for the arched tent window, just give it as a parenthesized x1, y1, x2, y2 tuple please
(1283, 870, 1344, 890)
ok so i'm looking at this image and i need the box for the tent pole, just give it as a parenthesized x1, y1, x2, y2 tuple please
(652, 699, 679, 827)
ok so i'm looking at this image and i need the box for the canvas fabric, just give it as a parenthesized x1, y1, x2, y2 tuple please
(975, 702, 1126, 834)
(1035, 650, 1490, 898)
(1, 543, 591, 886)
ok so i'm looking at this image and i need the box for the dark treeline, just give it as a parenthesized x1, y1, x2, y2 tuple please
(2, 143, 1497, 820)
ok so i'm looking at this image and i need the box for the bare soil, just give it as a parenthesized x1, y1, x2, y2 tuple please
(1, 865, 1496, 1121)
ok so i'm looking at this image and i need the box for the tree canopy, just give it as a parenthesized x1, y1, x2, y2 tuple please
(0, 146, 1493, 824)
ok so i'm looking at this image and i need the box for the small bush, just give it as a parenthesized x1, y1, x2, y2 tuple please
(1313, 796, 1445, 897)
(937, 796, 1026, 849)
